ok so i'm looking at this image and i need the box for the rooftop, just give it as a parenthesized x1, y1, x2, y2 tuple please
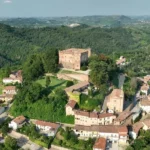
(13, 116, 26, 124)
(35, 120, 59, 129)
(141, 84, 149, 91)
(66, 100, 77, 109)
(59, 48, 90, 54)
(93, 137, 106, 150)
(65, 81, 89, 92)
(74, 125, 128, 135)
(3, 86, 16, 91)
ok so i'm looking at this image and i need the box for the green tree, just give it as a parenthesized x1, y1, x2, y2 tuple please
(45, 76, 51, 87)
(5, 136, 18, 150)
(66, 81, 74, 87)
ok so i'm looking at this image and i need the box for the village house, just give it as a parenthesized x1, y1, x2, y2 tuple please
(66, 100, 77, 116)
(140, 84, 149, 95)
(93, 137, 107, 150)
(59, 48, 91, 70)
(129, 119, 150, 139)
(74, 125, 128, 144)
(0, 94, 14, 102)
(9, 116, 26, 130)
(114, 111, 133, 125)
(116, 56, 126, 66)
(3, 70, 23, 84)
(3, 86, 17, 95)
(105, 89, 124, 113)
(65, 81, 90, 102)
(139, 96, 150, 113)
(35, 120, 60, 137)
(75, 110, 116, 126)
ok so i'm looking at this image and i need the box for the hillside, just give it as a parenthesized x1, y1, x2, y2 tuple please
(0, 15, 138, 28)
(1, 23, 150, 68)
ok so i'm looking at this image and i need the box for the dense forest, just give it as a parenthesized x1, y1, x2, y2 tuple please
(0, 23, 141, 67)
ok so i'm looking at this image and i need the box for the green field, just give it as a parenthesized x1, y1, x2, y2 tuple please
(36, 76, 67, 91)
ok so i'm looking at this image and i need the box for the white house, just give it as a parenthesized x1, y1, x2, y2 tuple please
(9, 116, 26, 130)
(35, 120, 60, 137)
(74, 125, 128, 144)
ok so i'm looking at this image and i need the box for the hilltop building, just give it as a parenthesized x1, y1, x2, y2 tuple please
(59, 48, 91, 70)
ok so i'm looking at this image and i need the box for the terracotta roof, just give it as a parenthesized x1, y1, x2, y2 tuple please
(132, 121, 143, 134)
(99, 113, 115, 118)
(140, 99, 150, 106)
(59, 48, 90, 54)
(75, 110, 89, 117)
(66, 100, 77, 109)
(74, 125, 128, 134)
(3, 86, 16, 91)
(65, 81, 89, 92)
(141, 84, 149, 91)
(75, 111, 115, 119)
(13, 116, 26, 124)
(93, 137, 106, 150)
(35, 120, 59, 129)
(143, 119, 150, 127)
(109, 89, 124, 99)
(115, 111, 132, 122)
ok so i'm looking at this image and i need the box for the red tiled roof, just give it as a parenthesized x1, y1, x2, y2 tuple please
(35, 120, 59, 129)
(75, 110, 89, 117)
(74, 125, 128, 134)
(93, 137, 106, 150)
(66, 100, 76, 109)
(3, 86, 16, 91)
(13, 116, 26, 124)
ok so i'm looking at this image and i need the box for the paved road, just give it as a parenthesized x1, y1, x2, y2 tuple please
(0, 103, 12, 124)
(118, 74, 125, 89)
(9, 131, 48, 150)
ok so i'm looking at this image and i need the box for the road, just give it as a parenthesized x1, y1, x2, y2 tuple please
(9, 131, 48, 150)
(0, 103, 12, 124)
(118, 74, 125, 89)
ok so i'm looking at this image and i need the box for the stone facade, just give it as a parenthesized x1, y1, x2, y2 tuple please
(106, 89, 124, 113)
(59, 48, 91, 70)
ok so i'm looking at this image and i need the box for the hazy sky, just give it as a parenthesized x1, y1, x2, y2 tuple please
(0, 0, 150, 17)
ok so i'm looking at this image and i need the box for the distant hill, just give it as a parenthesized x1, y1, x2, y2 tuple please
(0, 15, 140, 28)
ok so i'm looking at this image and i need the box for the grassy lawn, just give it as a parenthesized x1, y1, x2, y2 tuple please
(0, 84, 4, 94)
(36, 76, 67, 91)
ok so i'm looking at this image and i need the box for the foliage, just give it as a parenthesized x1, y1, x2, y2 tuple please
(123, 77, 138, 100)
(66, 80, 74, 87)
(53, 127, 95, 150)
(127, 130, 150, 150)
(0, 118, 12, 136)
(79, 92, 104, 111)
(0, 23, 141, 68)
(18, 124, 51, 148)
(45, 76, 51, 87)
(4, 136, 18, 150)
(10, 83, 74, 124)
(89, 54, 117, 91)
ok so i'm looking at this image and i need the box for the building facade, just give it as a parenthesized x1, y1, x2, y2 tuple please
(59, 48, 91, 70)
(106, 89, 124, 113)
(74, 125, 128, 143)
(74, 111, 116, 126)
